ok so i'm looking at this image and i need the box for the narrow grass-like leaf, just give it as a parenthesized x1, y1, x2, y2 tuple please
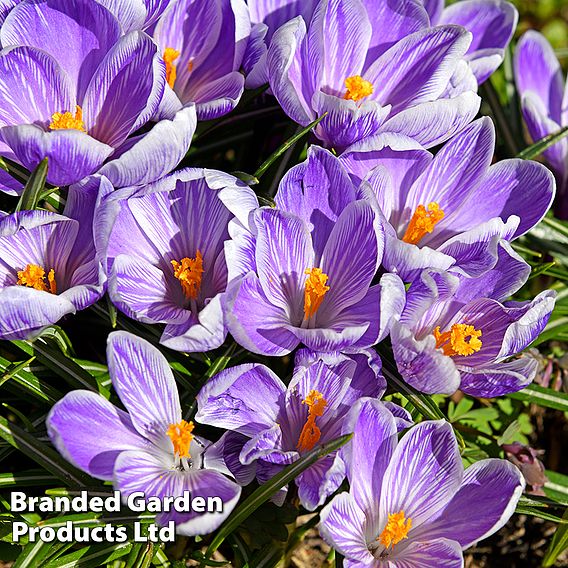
(0, 355, 61, 405)
(254, 114, 327, 180)
(27, 339, 107, 396)
(507, 384, 568, 412)
(13, 537, 57, 568)
(44, 542, 133, 568)
(517, 126, 568, 160)
(0, 471, 59, 488)
(151, 548, 171, 567)
(203, 433, 353, 560)
(0, 416, 93, 487)
(15, 158, 48, 212)
(542, 507, 568, 567)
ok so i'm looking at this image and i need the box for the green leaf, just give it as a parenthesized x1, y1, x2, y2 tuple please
(542, 507, 568, 567)
(507, 384, 568, 412)
(0, 471, 59, 488)
(13, 538, 57, 568)
(203, 433, 353, 561)
(17, 338, 108, 396)
(0, 415, 93, 487)
(0, 355, 61, 405)
(253, 114, 327, 179)
(517, 125, 568, 160)
(15, 158, 49, 212)
(44, 542, 133, 568)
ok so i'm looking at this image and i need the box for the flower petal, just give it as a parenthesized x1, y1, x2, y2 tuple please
(2, 0, 121, 100)
(414, 458, 524, 549)
(196, 363, 285, 437)
(46, 390, 144, 480)
(107, 331, 182, 446)
(224, 272, 299, 356)
(83, 31, 164, 147)
(341, 398, 398, 520)
(313, 90, 391, 150)
(441, 0, 518, 84)
(109, 254, 188, 324)
(100, 105, 197, 187)
(381, 91, 481, 149)
(113, 450, 241, 536)
(319, 200, 383, 318)
(366, 25, 472, 112)
(0, 125, 113, 187)
(0, 285, 76, 340)
(267, 16, 316, 125)
(391, 321, 461, 395)
(380, 420, 463, 529)
(394, 538, 463, 568)
(514, 30, 564, 123)
(459, 356, 538, 398)
(254, 208, 314, 321)
(319, 492, 375, 565)
(0, 45, 73, 126)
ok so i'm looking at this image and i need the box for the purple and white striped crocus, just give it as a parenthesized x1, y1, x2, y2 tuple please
(423, 0, 518, 86)
(391, 242, 556, 396)
(514, 31, 568, 219)
(0, 0, 173, 30)
(341, 117, 555, 282)
(267, 0, 481, 150)
(196, 348, 411, 510)
(320, 398, 524, 567)
(47, 331, 241, 536)
(0, 175, 109, 339)
(224, 195, 405, 355)
(0, 0, 196, 189)
(153, 0, 251, 120)
(98, 168, 258, 352)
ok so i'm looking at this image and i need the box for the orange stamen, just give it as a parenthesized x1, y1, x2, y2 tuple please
(296, 390, 328, 452)
(17, 264, 57, 294)
(434, 323, 482, 357)
(172, 251, 204, 300)
(166, 420, 194, 458)
(402, 202, 445, 245)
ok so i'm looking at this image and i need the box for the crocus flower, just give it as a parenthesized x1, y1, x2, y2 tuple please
(0, 0, 173, 30)
(98, 168, 258, 352)
(242, 0, 318, 87)
(320, 398, 524, 567)
(224, 194, 405, 355)
(390, 242, 556, 396)
(196, 348, 411, 510)
(153, 0, 251, 120)
(98, 0, 173, 32)
(423, 0, 518, 85)
(47, 331, 241, 536)
(0, 0, 196, 189)
(0, 175, 109, 340)
(514, 31, 568, 218)
(267, 0, 481, 150)
(340, 117, 555, 281)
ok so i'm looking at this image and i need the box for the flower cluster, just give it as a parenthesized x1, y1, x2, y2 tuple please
(0, 0, 560, 565)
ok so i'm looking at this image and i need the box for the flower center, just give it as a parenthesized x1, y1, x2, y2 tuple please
(304, 268, 330, 320)
(166, 419, 194, 458)
(172, 251, 204, 300)
(434, 323, 482, 357)
(16, 264, 57, 294)
(296, 390, 328, 453)
(49, 105, 85, 132)
(344, 75, 374, 102)
(402, 202, 445, 245)
(378, 511, 412, 549)
(163, 47, 180, 89)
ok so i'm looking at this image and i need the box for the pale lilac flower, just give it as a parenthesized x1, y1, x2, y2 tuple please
(47, 331, 241, 536)
(320, 398, 524, 567)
